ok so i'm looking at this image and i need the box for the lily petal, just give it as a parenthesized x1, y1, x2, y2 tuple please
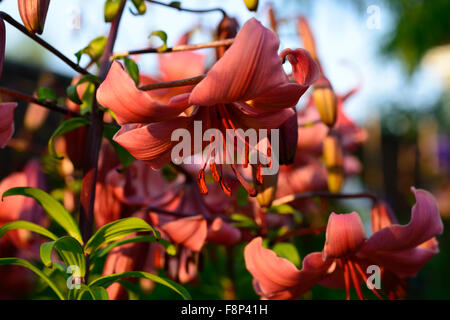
(207, 217, 241, 246)
(244, 237, 331, 300)
(323, 212, 367, 260)
(280, 48, 319, 95)
(97, 61, 190, 125)
(190, 18, 291, 106)
(361, 188, 443, 253)
(113, 117, 193, 169)
(161, 215, 207, 252)
(229, 102, 295, 130)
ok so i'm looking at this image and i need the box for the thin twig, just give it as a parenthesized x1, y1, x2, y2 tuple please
(272, 191, 378, 207)
(112, 38, 234, 59)
(145, 0, 227, 17)
(0, 87, 81, 117)
(139, 74, 205, 91)
(271, 226, 327, 243)
(0, 12, 89, 75)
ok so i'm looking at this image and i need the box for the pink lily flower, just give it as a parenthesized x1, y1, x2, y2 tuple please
(244, 188, 443, 300)
(97, 18, 318, 195)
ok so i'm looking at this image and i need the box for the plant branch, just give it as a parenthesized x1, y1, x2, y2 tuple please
(0, 12, 89, 75)
(111, 38, 234, 59)
(139, 74, 205, 91)
(145, 0, 227, 17)
(0, 87, 81, 117)
(271, 226, 327, 243)
(79, 1, 125, 250)
(272, 191, 378, 206)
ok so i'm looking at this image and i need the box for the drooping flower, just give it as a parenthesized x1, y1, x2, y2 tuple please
(97, 18, 318, 196)
(244, 188, 443, 300)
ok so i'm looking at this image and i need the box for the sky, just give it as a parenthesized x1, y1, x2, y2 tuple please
(0, 0, 445, 124)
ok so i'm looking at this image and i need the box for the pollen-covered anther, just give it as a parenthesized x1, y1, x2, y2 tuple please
(196, 169, 208, 195)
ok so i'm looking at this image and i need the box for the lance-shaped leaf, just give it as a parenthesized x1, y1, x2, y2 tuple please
(89, 271, 191, 300)
(149, 30, 168, 52)
(123, 57, 140, 86)
(40, 236, 86, 277)
(2, 187, 82, 243)
(84, 217, 158, 255)
(93, 235, 176, 260)
(37, 87, 57, 103)
(131, 0, 147, 14)
(77, 285, 109, 300)
(75, 36, 107, 64)
(66, 74, 101, 106)
(104, 0, 122, 22)
(272, 242, 301, 267)
(48, 117, 90, 159)
(0, 220, 58, 241)
(0, 257, 65, 300)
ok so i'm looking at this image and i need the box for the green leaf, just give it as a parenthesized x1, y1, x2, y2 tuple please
(37, 87, 57, 103)
(243, 0, 259, 11)
(149, 30, 168, 52)
(272, 242, 301, 267)
(2, 187, 83, 244)
(131, 0, 147, 14)
(124, 57, 140, 86)
(75, 36, 107, 64)
(169, 1, 181, 9)
(236, 186, 249, 207)
(0, 221, 58, 241)
(0, 258, 65, 300)
(102, 123, 135, 170)
(230, 213, 258, 229)
(48, 117, 90, 159)
(66, 84, 82, 105)
(104, 0, 122, 22)
(93, 235, 176, 260)
(90, 271, 191, 300)
(78, 285, 109, 300)
(84, 217, 158, 255)
(269, 204, 303, 224)
(40, 236, 86, 277)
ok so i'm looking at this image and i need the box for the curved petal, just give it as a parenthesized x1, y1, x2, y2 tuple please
(361, 188, 443, 253)
(207, 217, 241, 246)
(0, 103, 17, 148)
(161, 215, 207, 252)
(323, 212, 367, 260)
(247, 82, 304, 111)
(244, 237, 331, 300)
(190, 18, 292, 106)
(97, 61, 190, 125)
(280, 48, 319, 94)
(113, 117, 193, 169)
(229, 102, 295, 130)
(159, 51, 205, 82)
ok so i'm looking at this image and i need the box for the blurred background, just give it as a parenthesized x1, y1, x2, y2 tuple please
(0, 0, 449, 299)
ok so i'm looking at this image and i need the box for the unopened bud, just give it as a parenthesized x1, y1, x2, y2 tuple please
(243, 0, 259, 12)
(323, 134, 344, 193)
(297, 16, 318, 62)
(313, 76, 337, 127)
(18, 0, 51, 35)
(216, 16, 239, 59)
(253, 167, 278, 208)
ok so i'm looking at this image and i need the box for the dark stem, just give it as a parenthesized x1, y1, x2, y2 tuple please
(0, 87, 81, 117)
(79, 0, 126, 282)
(271, 226, 327, 243)
(112, 38, 234, 58)
(272, 191, 378, 206)
(0, 12, 89, 75)
(139, 74, 206, 91)
(145, 0, 227, 17)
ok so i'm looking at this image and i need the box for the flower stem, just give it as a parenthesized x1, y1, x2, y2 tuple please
(0, 12, 89, 75)
(111, 38, 234, 59)
(272, 191, 378, 206)
(139, 74, 205, 91)
(0, 86, 81, 117)
(145, 0, 227, 17)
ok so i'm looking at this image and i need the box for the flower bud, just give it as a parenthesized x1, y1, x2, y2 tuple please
(253, 166, 278, 208)
(18, 0, 51, 35)
(297, 16, 318, 62)
(313, 76, 337, 127)
(216, 15, 239, 59)
(243, 0, 259, 12)
(323, 134, 344, 193)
